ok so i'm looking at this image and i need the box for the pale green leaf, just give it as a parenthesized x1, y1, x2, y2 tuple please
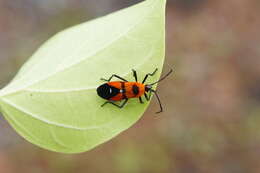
(0, 0, 166, 153)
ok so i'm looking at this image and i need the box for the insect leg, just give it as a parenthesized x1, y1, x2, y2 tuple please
(101, 74, 128, 82)
(151, 89, 163, 113)
(132, 69, 138, 82)
(144, 93, 149, 101)
(142, 68, 158, 84)
(145, 90, 162, 113)
(139, 97, 144, 104)
(101, 99, 128, 108)
(144, 90, 153, 101)
(148, 90, 153, 100)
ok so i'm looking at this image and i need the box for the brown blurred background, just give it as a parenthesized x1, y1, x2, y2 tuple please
(1, 0, 260, 172)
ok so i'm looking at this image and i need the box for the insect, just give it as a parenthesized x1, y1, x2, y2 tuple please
(97, 68, 173, 113)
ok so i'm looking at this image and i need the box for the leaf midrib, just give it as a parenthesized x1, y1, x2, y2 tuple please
(1, 97, 123, 130)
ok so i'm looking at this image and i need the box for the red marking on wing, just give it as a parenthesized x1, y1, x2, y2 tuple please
(107, 81, 122, 89)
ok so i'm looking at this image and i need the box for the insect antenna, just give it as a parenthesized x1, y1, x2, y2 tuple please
(149, 68, 173, 86)
(151, 89, 163, 113)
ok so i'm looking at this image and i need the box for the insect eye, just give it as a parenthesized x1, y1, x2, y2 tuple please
(109, 88, 112, 94)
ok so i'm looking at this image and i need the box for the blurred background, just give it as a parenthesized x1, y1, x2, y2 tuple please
(0, 0, 260, 172)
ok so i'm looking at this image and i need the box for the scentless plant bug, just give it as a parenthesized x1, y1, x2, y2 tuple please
(97, 68, 173, 113)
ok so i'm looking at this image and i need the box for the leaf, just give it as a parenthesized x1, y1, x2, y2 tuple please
(0, 0, 166, 153)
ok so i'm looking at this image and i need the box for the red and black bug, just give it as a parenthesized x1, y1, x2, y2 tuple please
(97, 68, 173, 113)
